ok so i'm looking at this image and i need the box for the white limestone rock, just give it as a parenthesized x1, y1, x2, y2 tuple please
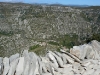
(22, 50, 30, 75)
(70, 43, 100, 60)
(54, 72, 62, 75)
(8, 58, 19, 75)
(50, 51, 64, 67)
(34, 61, 40, 75)
(42, 65, 48, 73)
(54, 51, 67, 64)
(83, 61, 91, 67)
(39, 60, 48, 73)
(29, 52, 39, 75)
(70, 44, 87, 60)
(0, 57, 2, 63)
(46, 52, 58, 67)
(45, 62, 57, 75)
(79, 67, 85, 75)
(94, 64, 100, 69)
(9, 53, 19, 63)
(38, 59, 43, 75)
(0, 57, 3, 75)
(82, 59, 97, 70)
(72, 68, 80, 74)
(83, 69, 94, 75)
(91, 40, 100, 52)
(45, 63, 52, 73)
(38, 57, 47, 75)
(72, 62, 81, 69)
(54, 51, 62, 57)
(62, 56, 67, 64)
(62, 54, 74, 64)
(22, 50, 30, 59)
(49, 63, 59, 72)
(85, 44, 99, 59)
(93, 69, 100, 75)
(63, 70, 74, 75)
(89, 40, 100, 59)
(3, 57, 10, 75)
(42, 73, 52, 75)
(58, 64, 73, 74)
(60, 49, 81, 63)
(23, 61, 30, 75)
(41, 57, 49, 63)
(16, 57, 24, 75)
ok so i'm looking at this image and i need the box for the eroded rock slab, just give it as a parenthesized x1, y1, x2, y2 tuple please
(9, 53, 19, 63)
(3, 57, 9, 75)
(0, 57, 3, 75)
(8, 58, 19, 75)
(16, 57, 24, 75)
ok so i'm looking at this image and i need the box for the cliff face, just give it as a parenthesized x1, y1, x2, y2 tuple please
(0, 2, 100, 56)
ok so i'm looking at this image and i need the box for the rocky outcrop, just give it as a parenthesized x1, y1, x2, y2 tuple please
(70, 40, 100, 60)
(0, 40, 100, 75)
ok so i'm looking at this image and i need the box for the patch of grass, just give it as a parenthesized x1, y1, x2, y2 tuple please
(29, 44, 40, 51)
(29, 45, 46, 56)
(48, 41, 59, 46)
(57, 47, 60, 52)
(33, 46, 46, 55)
(57, 34, 78, 48)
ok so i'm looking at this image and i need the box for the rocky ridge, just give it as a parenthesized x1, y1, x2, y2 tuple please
(0, 40, 100, 75)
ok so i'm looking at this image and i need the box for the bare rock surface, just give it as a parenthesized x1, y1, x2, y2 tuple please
(3, 57, 9, 75)
(0, 57, 3, 75)
(8, 58, 19, 75)
(46, 52, 58, 67)
(9, 53, 19, 63)
(1, 40, 100, 75)
(16, 57, 24, 75)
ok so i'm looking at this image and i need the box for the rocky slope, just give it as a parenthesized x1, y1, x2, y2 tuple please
(0, 40, 100, 75)
(0, 2, 100, 56)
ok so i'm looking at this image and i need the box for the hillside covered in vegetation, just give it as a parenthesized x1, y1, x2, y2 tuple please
(0, 2, 100, 56)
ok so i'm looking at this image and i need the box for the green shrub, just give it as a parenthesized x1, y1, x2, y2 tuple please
(92, 34, 100, 41)
(0, 31, 14, 36)
(29, 44, 40, 50)
(57, 47, 60, 52)
(80, 12, 92, 22)
(85, 33, 100, 43)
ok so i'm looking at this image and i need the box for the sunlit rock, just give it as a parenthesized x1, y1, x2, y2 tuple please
(8, 58, 19, 75)
(16, 57, 24, 75)
(46, 52, 58, 67)
(9, 53, 19, 63)
(3, 57, 10, 75)
(0, 57, 3, 75)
